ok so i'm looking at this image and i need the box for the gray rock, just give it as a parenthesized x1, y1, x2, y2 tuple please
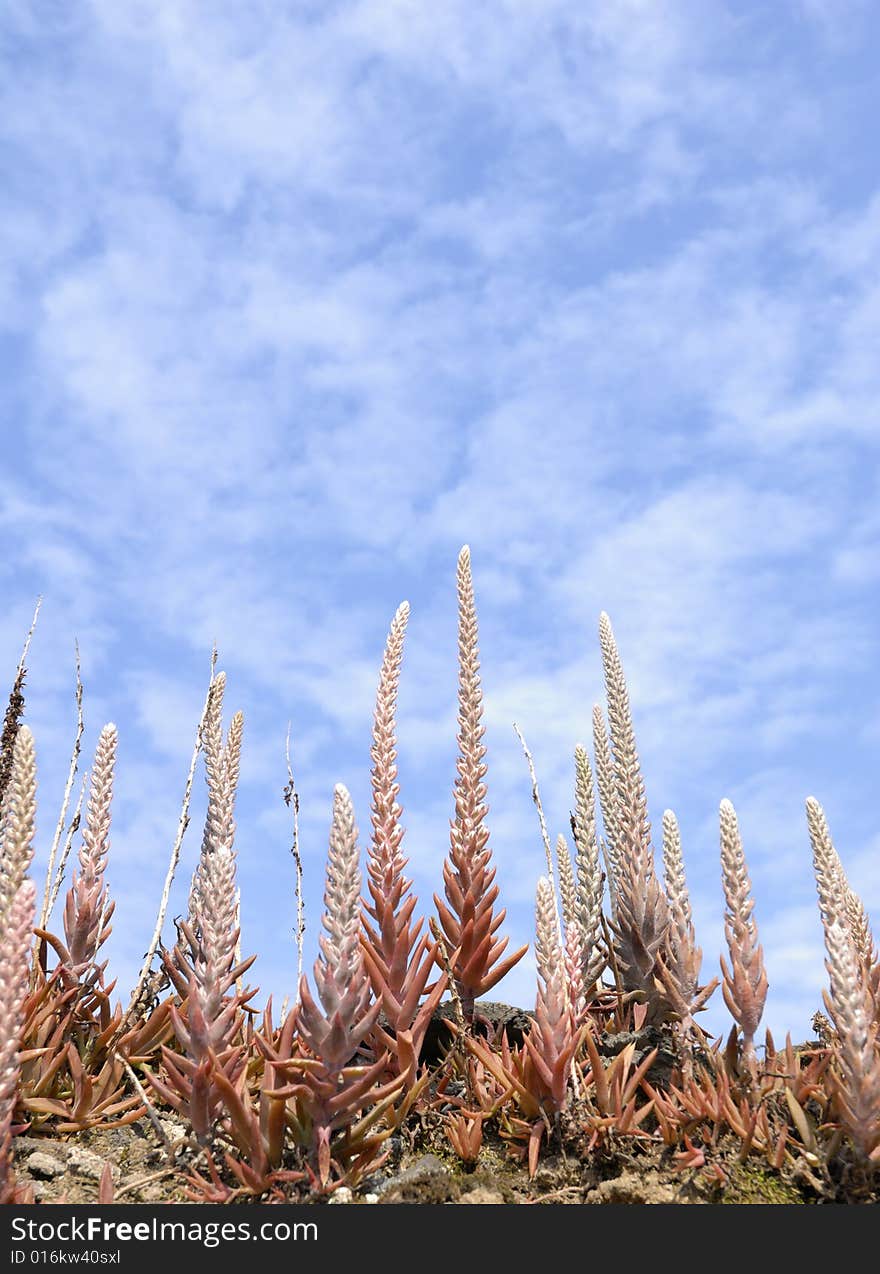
(421, 1002, 533, 1064)
(599, 1026, 678, 1087)
(589, 1171, 678, 1205)
(24, 1152, 66, 1179)
(66, 1146, 108, 1181)
(14, 1137, 68, 1161)
(376, 1154, 451, 1201)
(159, 1119, 187, 1145)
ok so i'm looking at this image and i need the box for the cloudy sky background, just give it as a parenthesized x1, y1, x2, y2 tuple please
(2, 0, 879, 1043)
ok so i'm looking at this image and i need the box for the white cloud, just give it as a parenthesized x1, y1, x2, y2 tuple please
(1, 1, 878, 1040)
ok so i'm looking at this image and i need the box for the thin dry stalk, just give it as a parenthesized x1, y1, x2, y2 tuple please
(17, 599, 40, 670)
(0, 598, 40, 811)
(514, 723, 564, 953)
(122, 666, 216, 1032)
(283, 723, 305, 990)
(429, 918, 469, 1040)
(514, 725, 557, 895)
(39, 644, 84, 932)
(115, 1053, 176, 1161)
(48, 774, 86, 918)
(114, 1168, 179, 1201)
(430, 916, 473, 1098)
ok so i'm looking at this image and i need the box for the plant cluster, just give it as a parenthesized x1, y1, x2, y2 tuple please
(0, 550, 877, 1204)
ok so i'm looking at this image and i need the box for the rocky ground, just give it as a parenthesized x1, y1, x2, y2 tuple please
(12, 1117, 808, 1206)
(7, 1003, 849, 1206)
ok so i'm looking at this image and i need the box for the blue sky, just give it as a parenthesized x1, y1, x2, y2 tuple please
(2, 0, 879, 1044)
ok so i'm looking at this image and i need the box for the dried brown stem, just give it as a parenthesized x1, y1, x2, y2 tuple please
(284, 723, 305, 991)
(0, 597, 40, 812)
(39, 644, 83, 933)
(122, 665, 215, 1033)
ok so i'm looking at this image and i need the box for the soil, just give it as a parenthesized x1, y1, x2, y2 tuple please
(12, 1115, 812, 1206)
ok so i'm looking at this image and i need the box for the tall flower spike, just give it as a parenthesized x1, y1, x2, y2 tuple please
(598, 614, 669, 1016)
(535, 875, 561, 984)
(223, 710, 244, 803)
(845, 888, 880, 1019)
(223, 710, 244, 950)
(284, 786, 405, 1189)
(814, 823, 879, 1018)
(298, 784, 378, 1074)
(524, 877, 580, 1111)
(434, 547, 527, 1021)
(656, 809, 717, 1065)
(155, 691, 251, 1147)
(362, 602, 446, 1076)
(662, 809, 691, 936)
(563, 920, 587, 1026)
(184, 687, 243, 1050)
(719, 799, 767, 1070)
(592, 704, 621, 917)
(189, 673, 229, 925)
(806, 797, 880, 1161)
(160, 841, 244, 1144)
(0, 881, 35, 1204)
(572, 743, 605, 988)
(661, 808, 697, 1008)
(0, 727, 37, 925)
(62, 724, 117, 976)
(555, 833, 576, 930)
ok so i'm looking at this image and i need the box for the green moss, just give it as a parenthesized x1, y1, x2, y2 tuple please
(722, 1162, 805, 1205)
